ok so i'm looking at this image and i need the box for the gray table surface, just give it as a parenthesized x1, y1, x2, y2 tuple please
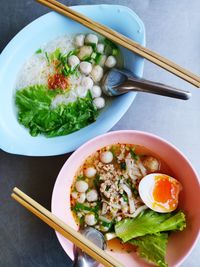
(0, 0, 199, 266)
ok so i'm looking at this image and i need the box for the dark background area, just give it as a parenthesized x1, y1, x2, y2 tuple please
(0, 1, 200, 266)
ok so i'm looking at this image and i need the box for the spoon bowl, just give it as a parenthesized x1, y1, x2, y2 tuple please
(73, 227, 106, 267)
(101, 68, 191, 100)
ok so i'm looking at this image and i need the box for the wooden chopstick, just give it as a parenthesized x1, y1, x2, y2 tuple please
(36, 0, 200, 87)
(11, 187, 124, 267)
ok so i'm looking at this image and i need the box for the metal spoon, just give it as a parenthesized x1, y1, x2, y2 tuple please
(101, 68, 191, 100)
(73, 227, 106, 267)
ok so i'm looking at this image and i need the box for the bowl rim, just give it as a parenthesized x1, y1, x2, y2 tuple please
(52, 129, 200, 266)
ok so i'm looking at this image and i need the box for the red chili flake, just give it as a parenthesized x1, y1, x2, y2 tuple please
(48, 73, 69, 90)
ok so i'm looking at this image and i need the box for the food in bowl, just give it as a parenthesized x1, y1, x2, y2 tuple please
(70, 143, 186, 267)
(15, 33, 122, 137)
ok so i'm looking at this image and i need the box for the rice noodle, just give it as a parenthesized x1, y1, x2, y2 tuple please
(15, 35, 91, 108)
(125, 205, 148, 218)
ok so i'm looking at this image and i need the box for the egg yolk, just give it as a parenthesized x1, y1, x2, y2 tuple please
(153, 175, 181, 210)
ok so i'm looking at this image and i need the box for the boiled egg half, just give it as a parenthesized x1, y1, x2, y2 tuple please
(139, 173, 182, 213)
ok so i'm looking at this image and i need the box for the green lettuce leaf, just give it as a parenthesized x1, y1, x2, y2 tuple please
(15, 85, 98, 137)
(130, 233, 168, 267)
(115, 210, 186, 242)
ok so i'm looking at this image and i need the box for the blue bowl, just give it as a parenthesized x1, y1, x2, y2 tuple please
(0, 5, 145, 156)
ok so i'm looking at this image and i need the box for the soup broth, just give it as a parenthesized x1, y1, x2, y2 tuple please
(70, 144, 173, 231)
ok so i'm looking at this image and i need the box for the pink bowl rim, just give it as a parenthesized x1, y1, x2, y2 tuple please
(51, 130, 200, 266)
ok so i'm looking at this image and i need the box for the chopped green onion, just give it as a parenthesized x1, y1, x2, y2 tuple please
(95, 53, 103, 64)
(45, 52, 50, 65)
(101, 221, 112, 228)
(105, 185, 110, 191)
(81, 55, 92, 62)
(70, 64, 79, 75)
(50, 48, 61, 61)
(79, 216, 85, 227)
(120, 162, 126, 170)
(132, 187, 139, 198)
(104, 38, 119, 56)
(77, 175, 85, 181)
(91, 52, 97, 59)
(130, 147, 139, 161)
(99, 215, 112, 223)
(61, 68, 68, 77)
(88, 43, 97, 52)
(64, 64, 70, 72)
(122, 193, 128, 202)
(74, 69, 80, 77)
(112, 48, 119, 56)
(93, 201, 101, 213)
(66, 49, 79, 58)
(93, 174, 101, 190)
(73, 201, 101, 214)
(35, 48, 42, 54)
(61, 63, 79, 77)
(126, 179, 132, 187)
(94, 213, 99, 221)
(73, 203, 92, 212)
(104, 38, 118, 49)
(60, 53, 68, 60)
(56, 49, 79, 77)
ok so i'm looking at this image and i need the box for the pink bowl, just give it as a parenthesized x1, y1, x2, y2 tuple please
(52, 130, 200, 267)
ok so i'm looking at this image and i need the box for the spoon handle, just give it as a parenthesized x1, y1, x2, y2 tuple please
(116, 76, 191, 100)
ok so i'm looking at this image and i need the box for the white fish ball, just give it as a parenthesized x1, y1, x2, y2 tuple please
(74, 34, 85, 47)
(79, 61, 92, 75)
(77, 193, 86, 203)
(71, 191, 78, 199)
(100, 151, 113, 163)
(84, 167, 97, 178)
(86, 189, 98, 202)
(75, 180, 88, 193)
(105, 55, 117, 68)
(97, 43, 105, 53)
(68, 55, 80, 68)
(81, 76, 94, 89)
(90, 85, 102, 98)
(78, 46, 93, 60)
(93, 97, 105, 109)
(90, 65, 104, 83)
(85, 33, 98, 45)
(85, 213, 97, 226)
(99, 55, 107, 67)
(76, 86, 87, 98)
(142, 156, 160, 172)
